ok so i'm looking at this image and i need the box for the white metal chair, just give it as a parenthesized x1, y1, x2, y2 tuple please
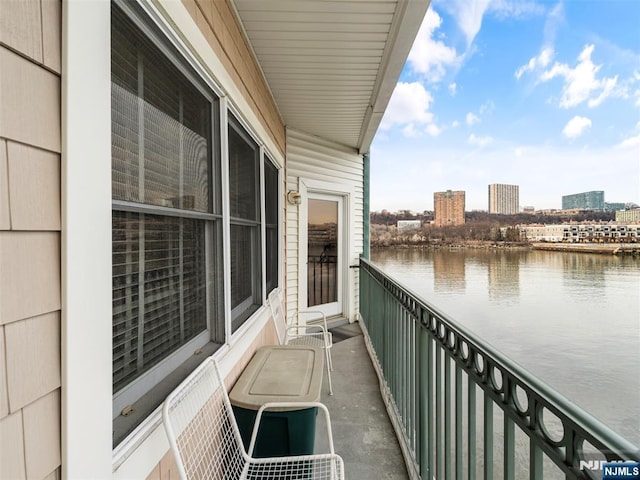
(268, 289, 334, 395)
(162, 357, 345, 480)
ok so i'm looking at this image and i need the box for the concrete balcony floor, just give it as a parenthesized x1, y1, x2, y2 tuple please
(316, 322, 408, 479)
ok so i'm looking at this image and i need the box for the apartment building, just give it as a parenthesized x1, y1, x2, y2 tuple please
(434, 190, 465, 227)
(488, 183, 519, 214)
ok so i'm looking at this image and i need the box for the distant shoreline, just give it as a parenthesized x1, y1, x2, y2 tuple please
(371, 241, 639, 255)
(371, 241, 530, 250)
(531, 242, 639, 255)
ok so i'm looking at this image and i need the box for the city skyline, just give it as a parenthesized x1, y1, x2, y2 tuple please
(369, 0, 639, 212)
(373, 185, 634, 214)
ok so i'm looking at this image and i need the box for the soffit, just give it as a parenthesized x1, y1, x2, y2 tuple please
(232, 0, 429, 153)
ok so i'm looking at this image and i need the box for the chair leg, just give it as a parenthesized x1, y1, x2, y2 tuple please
(326, 346, 334, 371)
(324, 346, 334, 395)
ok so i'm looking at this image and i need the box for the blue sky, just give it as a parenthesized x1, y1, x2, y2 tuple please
(371, 0, 640, 212)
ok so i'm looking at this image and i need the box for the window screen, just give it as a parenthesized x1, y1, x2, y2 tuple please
(228, 117, 262, 330)
(264, 158, 278, 294)
(111, 5, 220, 443)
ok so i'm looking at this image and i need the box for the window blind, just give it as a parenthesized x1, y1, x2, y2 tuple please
(112, 212, 206, 392)
(111, 7, 213, 395)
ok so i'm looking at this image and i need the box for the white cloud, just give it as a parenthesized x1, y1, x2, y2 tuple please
(543, 3, 565, 46)
(444, 0, 492, 48)
(449, 82, 457, 95)
(451, 120, 460, 128)
(437, 0, 543, 50)
(616, 134, 640, 149)
(562, 116, 592, 139)
(479, 100, 495, 115)
(466, 112, 480, 125)
(468, 133, 493, 147)
(512, 0, 561, 81)
(515, 46, 554, 79)
(489, 0, 546, 19)
(380, 82, 434, 131)
(407, 9, 460, 82)
(402, 124, 418, 137)
(541, 44, 621, 108)
(426, 124, 443, 136)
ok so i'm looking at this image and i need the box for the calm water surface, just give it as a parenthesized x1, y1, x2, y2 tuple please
(371, 247, 640, 446)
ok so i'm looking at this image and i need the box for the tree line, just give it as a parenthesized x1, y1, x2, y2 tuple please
(370, 210, 616, 247)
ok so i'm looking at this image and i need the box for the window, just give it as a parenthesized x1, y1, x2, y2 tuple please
(111, 2, 280, 446)
(228, 116, 262, 331)
(264, 157, 279, 295)
(111, 5, 222, 445)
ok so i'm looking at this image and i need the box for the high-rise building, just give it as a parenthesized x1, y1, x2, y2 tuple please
(434, 190, 465, 227)
(562, 191, 604, 210)
(488, 184, 519, 214)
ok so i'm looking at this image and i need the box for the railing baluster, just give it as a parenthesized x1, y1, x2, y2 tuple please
(419, 326, 429, 477)
(445, 352, 452, 480)
(455, 365, 463, 480)
(484, 392, 494, 479)
(530, 441, 542, 480)
(504, 413, 515, 479)
(468, 376, 476, 480)
(428, 329, 435, 477)
(410, 315, 417, 452)
(436, 341, 443, 479)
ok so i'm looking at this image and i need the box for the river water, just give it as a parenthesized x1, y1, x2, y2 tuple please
(371, 247, 640, 447)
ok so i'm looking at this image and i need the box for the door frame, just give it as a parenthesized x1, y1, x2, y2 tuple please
(297, 178, 353, 320)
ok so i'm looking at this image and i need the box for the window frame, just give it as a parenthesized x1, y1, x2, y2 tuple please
(227, 114, 263, 332)
(108, 0, 283, 460)
(110, 2, 224, 445)
(264, 154, 280, 296)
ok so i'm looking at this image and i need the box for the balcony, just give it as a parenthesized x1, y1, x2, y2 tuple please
(321, 258, 639, 479)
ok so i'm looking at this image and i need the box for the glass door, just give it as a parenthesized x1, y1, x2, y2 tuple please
(307, 194, 342, 317)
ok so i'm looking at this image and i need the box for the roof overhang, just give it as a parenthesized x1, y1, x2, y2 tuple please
(232, 0, 430, 154)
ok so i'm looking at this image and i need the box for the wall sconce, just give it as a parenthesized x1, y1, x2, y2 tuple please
(287, 190, 302, 205)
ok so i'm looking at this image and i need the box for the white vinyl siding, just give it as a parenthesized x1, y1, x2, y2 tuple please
(285, 128, 363, 321)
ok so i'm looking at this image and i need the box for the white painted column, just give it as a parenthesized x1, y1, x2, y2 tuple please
(62, 0, 113, 477)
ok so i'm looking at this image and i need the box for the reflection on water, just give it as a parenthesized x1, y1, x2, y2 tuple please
(487, 250, 520, 302)
(433, 250, 466, 292)
(371, 247, 640, 447)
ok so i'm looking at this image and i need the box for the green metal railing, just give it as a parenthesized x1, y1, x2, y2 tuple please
(358, 257, 639, 480)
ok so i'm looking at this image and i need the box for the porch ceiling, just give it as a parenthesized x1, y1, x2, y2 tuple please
(231, 0, 429, 154)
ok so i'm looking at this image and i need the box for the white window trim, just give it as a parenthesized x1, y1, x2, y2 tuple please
(260, 146, 267, 304)
(261, 151, 282, 300)
(62, 0, 113, 478)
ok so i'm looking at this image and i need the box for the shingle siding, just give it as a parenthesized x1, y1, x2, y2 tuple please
(0, 1, 62, 478)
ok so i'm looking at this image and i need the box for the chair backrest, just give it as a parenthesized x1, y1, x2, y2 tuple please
(163, 357, 247, 480)
(268, 288, 287, 344)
